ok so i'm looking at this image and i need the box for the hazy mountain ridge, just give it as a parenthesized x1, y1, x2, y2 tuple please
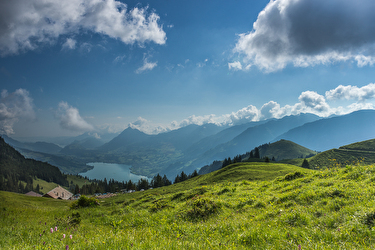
(275, 110, 375, 151)
(4, 110, 375, 178)
(175, 113, 320, 176)
(2, 135, 62, 154)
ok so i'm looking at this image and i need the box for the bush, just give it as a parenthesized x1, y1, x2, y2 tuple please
(149, 199, 169, 213)
(70, 195, 99, 209)
(183, 196, 220, 220)
(284, 171, 304, 181)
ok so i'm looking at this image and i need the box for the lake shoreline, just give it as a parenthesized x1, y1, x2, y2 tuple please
(79, 162, 151, 183)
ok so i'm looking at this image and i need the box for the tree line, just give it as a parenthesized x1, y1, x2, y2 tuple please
(0, 137, 68, 194)
(75, 170, 199, 195)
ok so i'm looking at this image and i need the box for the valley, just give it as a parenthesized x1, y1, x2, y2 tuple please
(5, 110, 375, 179)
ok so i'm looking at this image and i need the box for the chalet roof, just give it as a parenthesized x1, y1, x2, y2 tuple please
(43, 186, 73, 200)
(25, 191, 42, 197)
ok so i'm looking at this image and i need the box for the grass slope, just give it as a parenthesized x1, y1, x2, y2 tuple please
(3, 162, 375, 249)
(307, 138, 375, 169)
(339, 138, 375, 152)
(260, 139, 316, 160)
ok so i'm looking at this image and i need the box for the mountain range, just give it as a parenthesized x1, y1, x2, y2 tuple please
(3, 110, 375, 178)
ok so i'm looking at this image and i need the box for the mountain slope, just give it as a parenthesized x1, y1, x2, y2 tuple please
(99, 127, 151, 151)
(198, 139, 316, 175)
(258, 139, 317, 160)
(0, 137, 68, 191)
(187, 113, 320, 170)
(184, 120, 269, 158)
(306, 137, 375, 169)
(1, 135, 62, 154)
(276, 110, 375, 151)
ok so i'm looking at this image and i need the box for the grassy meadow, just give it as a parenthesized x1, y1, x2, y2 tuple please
(2, 162, 375, 249)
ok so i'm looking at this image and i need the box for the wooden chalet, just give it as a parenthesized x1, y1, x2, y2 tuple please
(43, 186, 73, 200)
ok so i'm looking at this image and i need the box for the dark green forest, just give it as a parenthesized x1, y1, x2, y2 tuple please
(0, 137, 69, 193)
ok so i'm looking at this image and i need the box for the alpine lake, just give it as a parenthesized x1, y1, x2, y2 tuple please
(80, 162, 150, 182)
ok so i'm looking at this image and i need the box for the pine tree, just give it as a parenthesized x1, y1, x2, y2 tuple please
(301, 159, 310, 169)
(254, 147, 260, 159)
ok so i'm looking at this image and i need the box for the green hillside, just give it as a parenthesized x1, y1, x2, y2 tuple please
(259, 139, 316, 160)
(199, 140, 316, 175)
(3, 162, 375, 249)
(306, 138, 375, 169)
(339, 138, 375, 151)
(0, 137, 69, 193)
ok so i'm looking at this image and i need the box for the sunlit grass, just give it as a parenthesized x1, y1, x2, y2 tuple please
(2, 163, 375, 249)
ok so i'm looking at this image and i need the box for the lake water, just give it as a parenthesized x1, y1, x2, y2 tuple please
(80, 162, 150, 182)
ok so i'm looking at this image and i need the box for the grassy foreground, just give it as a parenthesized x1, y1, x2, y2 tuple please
(1, 163, 375, 249)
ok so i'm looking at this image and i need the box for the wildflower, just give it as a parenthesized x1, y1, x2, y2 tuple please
(43, 242, 45, 245)
(39, 234, 42, 237)
(63, 234, 66, 239)
(70, 235, 73, 239)
(50, 228, 53, 233)
(55, 226, 58, 232)
(298, 245, 301, 250)
(66, 245, 69, 250)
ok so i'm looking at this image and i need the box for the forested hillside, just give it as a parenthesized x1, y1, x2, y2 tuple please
(0, 137, 68, 193)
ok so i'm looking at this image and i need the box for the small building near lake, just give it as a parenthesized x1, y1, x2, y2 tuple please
(43, 186, 73, 200)
(25, 191, 42, 197)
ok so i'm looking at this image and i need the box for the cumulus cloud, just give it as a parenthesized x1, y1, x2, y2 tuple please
(0, 88, 35, 135)
(129, 117, 169, 134)
(298, 91, 330, 112)
(260, 101, 290, 120)
(228, 61, 243, 71)
(136, 58, 157, 73)
(56, 101, 94, 132)
(325, 83, 375, 101)
(0, 0, 166, 56)
(121, 83, 375, 135)
(235, 0, 375, 72)
(227, 105, 260, 125)
(62, 38, 77, 50)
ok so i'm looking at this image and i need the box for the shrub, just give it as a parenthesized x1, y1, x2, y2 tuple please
(183, 196, 220, 220)
(184, 186, 207, 200)
(284, 171, 304, 181)
(70, 195, 99, 209)
(363, 211, 375, 228)
(149, 199, 169, 213)
(171, 192, 185, 201)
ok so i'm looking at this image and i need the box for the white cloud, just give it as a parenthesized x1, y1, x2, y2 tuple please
(235, 0, 375, 72)
(56, 101, 94, 132)
(0, 0, 166, 56)
(129, 117, 169, 134)
(298, 91, 330, 112)
(136, 58, 157, 73)
(110, 83, 375, 135)
(227, 105, 260, 125)
(228, 61, 243, 71)
(113, 55, 126, 64)
(62, 38, 76, 50)
(260, 101, 289, 120)
(0, 88, 35, 135)
(325, 83, 375, 101)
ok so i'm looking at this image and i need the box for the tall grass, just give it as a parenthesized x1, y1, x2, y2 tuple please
(1, 163, 375, 249)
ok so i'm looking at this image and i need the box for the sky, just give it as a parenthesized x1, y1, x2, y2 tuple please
(1, 0, 375, 139)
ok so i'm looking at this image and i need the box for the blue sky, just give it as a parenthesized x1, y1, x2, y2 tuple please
(1, 0, 375, 139)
